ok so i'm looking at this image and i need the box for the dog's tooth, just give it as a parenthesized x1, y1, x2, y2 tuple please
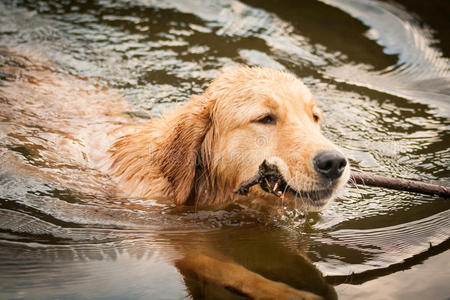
(264, 178, 272, 192)
(273, 182, 279, 192)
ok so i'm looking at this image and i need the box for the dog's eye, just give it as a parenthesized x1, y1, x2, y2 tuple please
(312, 106, 322, 123)
(256, 114, 276, 125)
(313, 113, 320, 122)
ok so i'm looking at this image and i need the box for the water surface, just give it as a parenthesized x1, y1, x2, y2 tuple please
(0, 0, 449, 299)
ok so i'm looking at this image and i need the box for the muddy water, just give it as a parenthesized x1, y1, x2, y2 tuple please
(0, 0, 449, 299)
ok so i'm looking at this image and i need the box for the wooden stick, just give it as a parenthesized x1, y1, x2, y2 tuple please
(234, 162, 450, 198)
(350, 171, 450, 198)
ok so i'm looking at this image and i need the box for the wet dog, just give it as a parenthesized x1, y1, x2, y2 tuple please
(107, 66, 350, 209)
(0, 48, 343, 299)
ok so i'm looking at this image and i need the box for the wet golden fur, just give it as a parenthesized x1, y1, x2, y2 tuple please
(0, 49, 349, 210)
(0, 49, 339, 299)
(108, 68, 349, 208)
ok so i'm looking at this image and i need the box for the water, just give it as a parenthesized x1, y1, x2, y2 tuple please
(0, 0, 449, 299)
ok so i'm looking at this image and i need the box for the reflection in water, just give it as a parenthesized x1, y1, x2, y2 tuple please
(0, 0, 449, 299)
(314, 209, 450, 275)
(0, 239, 187, 300)
(320, 0, 450, 115)
(0, 209, 336, 299)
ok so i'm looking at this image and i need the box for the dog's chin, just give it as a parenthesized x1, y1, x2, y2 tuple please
(281, 184, 336, 211)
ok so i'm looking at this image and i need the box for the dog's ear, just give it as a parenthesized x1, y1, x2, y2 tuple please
(154, 95, 213, 205)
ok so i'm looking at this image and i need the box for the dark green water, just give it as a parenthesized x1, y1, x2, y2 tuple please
(0, 0, 449, 299)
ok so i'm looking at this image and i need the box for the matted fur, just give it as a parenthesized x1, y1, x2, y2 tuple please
(0, 48, 349, 209)
(107, 67, 350, 209)
(0, 49, 338, 298)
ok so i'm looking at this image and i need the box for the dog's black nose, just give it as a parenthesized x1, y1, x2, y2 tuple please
(314, 151, 347, 180)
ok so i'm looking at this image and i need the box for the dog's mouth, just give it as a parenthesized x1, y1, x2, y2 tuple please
(233, 160, 335, 207)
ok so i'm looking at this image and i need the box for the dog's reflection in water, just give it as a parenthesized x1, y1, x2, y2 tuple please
(175, 226, 337, 300)
(0, 48, 341, 299)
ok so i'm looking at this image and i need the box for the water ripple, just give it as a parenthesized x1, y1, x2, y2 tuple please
(320, 0, 450, 115)
(314, 209, 450, 276)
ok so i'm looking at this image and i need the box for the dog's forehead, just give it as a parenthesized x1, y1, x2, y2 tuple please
(252, 80, 314, 116)
(211, 67, 315, 118)
(252, 77, 313, 104)
(271, 80, 313, 106)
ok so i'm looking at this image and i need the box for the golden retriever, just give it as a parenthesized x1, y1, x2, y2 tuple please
(0, 48, 349, 209)
(107, 67, 350, 209)
(0, 48, 345, 299)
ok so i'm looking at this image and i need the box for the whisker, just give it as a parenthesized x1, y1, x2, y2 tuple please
(285, 174, 298, 211)
(349, 171, 363, 199)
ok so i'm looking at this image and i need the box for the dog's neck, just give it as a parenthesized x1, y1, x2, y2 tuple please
(107, 123, 171, 199)
(107, 120, 237, 206)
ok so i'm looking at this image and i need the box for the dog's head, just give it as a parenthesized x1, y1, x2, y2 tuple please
(157, 67, 349, 210)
